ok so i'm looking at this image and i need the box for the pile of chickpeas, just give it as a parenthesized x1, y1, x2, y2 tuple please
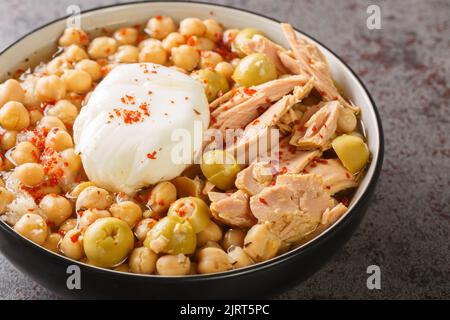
(0, 16, 288, 275)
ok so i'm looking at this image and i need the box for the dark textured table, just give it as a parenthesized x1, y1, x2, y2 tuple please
(0, 0, 449, 300)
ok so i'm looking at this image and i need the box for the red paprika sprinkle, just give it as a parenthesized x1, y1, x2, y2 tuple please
(70, 233, 79, 243)
(259, 198, 268, 205)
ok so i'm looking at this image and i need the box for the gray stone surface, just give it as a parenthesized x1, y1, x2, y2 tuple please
(0, 0, 449, 300)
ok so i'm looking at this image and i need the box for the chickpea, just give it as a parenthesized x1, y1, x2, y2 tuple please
(76, 59, 102, 82)
(14, 163, 44, 187)
(46, 57, 73, 76)
(35, 75, 66, 102)
(197, 247, 231, 274)
(129, 247, 157, 274)
(147, 181, 177, 215)
(337, 108, 357, 133)
(83, 217, 134, 268)
(139, 42, 167, 64)
(146, 16, 177, 40)
(171, 45, 200, 71)
(60, 229, 84, 260)
(45, 128, 73, 152)
(64, 44, 88, 62)
(196, 220, 223, 247)
(1, 130, 17, 150)
(156, 254, 191, 276)
(0, 187, 14, 213)
(39, 194, 73, 226)
(38, 184, 62, 197)
(243, 223, 281, 262)
(22, 76, 39, 108)
(113, 27, 138, 45)
(215, 61, 234, 80)
(203, 19, 223, 41)
(29, 109, 43, 126)
(10, 141, 40, 165)
(110, 201, 142, 228)
(76, 186, 113, 211)
(134, 218, 157, 241)
(88, 37, 117, 59)
(0, 101, 30, 131)
(58, 218, 77, 236)
(79, 208, 111, 229)
(138, 38, 161, 51)
(14, 213, 48, 245)
(227, 245, 254, 269)
(162, 32, 185, 51)
(37, 115, 67, 132)
(115, 45, 139, 63)
(69, 181, 96, 198)
(201, 241, 222, 250)
(43, 233, 63, 253)
(46, 100, 78, 126)
(61, 69, 92, 94)
(0, 79, 25, 107)
(58, 27, 89, 47)
(192, 37, 215, 51)
(180, 18, 206, 37)
(222, 229, 246, 251)
(199, 50, 223, 69)
(60, 148, 81, 174)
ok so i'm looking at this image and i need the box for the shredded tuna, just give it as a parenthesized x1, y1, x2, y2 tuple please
(209, 190, 257, 228)
(280, 23, 359, 113)
(290, 100, 342, 150)
(303, 158, 357, 194)
(235, 162, 275, 196)
(210, 75, 310, 131)
(250, 173, 336, 243)
(277, 137, 322, 174)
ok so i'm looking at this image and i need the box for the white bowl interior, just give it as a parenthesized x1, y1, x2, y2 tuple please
(0, 2, 380, 266)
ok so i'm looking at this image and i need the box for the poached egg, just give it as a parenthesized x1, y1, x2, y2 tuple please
(73, 63, 209, 194)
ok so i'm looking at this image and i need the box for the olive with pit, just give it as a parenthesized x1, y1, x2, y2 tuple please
(232, 53, 277, 87)
(168, 197, 211, 233)
(332, 134, 370, 174)
(144, 215, 196, 255)
(191, 69, 229, 102)
(233, 28, 265, 57)
(83, 217, 134, 268)
(200, 150, 240, 191)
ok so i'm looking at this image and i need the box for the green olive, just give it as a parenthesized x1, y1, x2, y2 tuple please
(200, 150, 240, 191)
(144, 215, 196, 255)
(83, 217, 134, 268)
(168, 197, 211, 233)
(192, 69, 229, 102)
(233, 28, 265, 58)
(232, 53, 277, 87)
(332, 134, 370, 174)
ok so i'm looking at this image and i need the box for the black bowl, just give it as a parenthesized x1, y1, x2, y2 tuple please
(0, 1, 384, 299)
